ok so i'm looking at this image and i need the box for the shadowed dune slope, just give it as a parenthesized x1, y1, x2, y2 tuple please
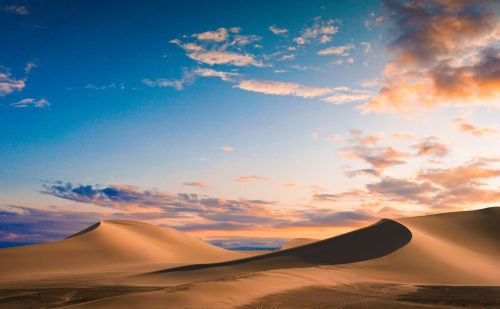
(155, 219, 412, 274)
(340, 207, 500, 284)
(0, 220, 244, 281)
(280, 238, 319, 250)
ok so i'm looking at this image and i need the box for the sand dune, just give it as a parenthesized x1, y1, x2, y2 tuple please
(339, 207, 500, 285)
(0, 220, 243, 281)
(1, 208, 499, 308)
(149, 207, 499, 286)
(280, 238, 318, 250)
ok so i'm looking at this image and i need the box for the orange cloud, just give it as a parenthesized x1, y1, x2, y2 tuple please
(359, 0, 500, 113)
(412, 137, 449, 157)
(234, 175, 269, 184)
(453, 117, 497, 137)
(339, 130, 409, 176)
(182, 181, 209, 189)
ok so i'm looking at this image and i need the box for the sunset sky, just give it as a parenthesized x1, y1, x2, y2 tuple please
(1, 0, 499, 248)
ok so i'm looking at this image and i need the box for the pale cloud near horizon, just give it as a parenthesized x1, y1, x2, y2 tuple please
(182, 181, 209, 189)
(234, 175, 269, 184)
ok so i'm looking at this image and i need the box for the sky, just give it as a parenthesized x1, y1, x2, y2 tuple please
(1, 0, 499, 249)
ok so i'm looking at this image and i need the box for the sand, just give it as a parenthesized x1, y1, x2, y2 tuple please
(0, 207, 498, 308)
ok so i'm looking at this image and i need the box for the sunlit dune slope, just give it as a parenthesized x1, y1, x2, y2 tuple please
(154, 218, 412, 274)
(340, 207, 500, 284)
(280, 238, 319, 250)
(0, 220, 244, 280)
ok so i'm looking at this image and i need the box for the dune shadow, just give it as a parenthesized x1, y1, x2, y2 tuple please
(155, 219, 412, 274)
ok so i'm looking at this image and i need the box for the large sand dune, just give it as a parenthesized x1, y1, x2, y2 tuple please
(0, 220, 243, 281)
(340, 207, 500, 285)
(152, 218, 412, 274)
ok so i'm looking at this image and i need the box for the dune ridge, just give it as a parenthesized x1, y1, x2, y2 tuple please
(153, 218, 412, 274)
(0, 220, 244, 281)
(280, 238, 319, 250)
(339, 207, 500, 284)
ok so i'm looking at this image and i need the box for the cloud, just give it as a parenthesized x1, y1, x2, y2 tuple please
(412, 137, 449, 157)
(360, 0, 500, 112)
(0, 205, 96, 246)
(392, 132, 414, 140)
(236, 79, 336, 98)
(142, 78, 185, 90)
(322, 92, 372, 105)
(193, 68, 239, 81)
(182, 181, 209, 189)
(3, 4, 28, 15)
(453, 117, 497, 137)
(221, 146, 234, 152)
(187, 50, 263, 67)
(234, 176, 269, 184)
(366, 177, 438, 204)
(171, 28, 263, 67)
(417, 159, 500, 188)
(269, 25, 288, 36)
(317, 44, 354, 56)
(281, 183, 299, 189)
(294, 17, 339, 46)
(24, 62, 37, 73)
(339, 130, 409, 176)
(143, 68, 239, 90)
(0, 69, 25, 96)
(333, 158, 500, 209)
(194, 28, 229, 42)
(11, 98, 50, 108)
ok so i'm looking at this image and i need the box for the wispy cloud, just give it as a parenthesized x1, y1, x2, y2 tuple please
(453, 117, 498, 137)
(317, 44, 354, 56)
(182, 181, 209, 189)
(11, 98, 50, 108)
(3, 4, 28, 15)
(234, 175, 269, 184)
(236, 79, 336, 98)
(268, 25, 288, 36)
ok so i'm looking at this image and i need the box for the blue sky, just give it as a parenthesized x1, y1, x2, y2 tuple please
(1, 0, 499, 248)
